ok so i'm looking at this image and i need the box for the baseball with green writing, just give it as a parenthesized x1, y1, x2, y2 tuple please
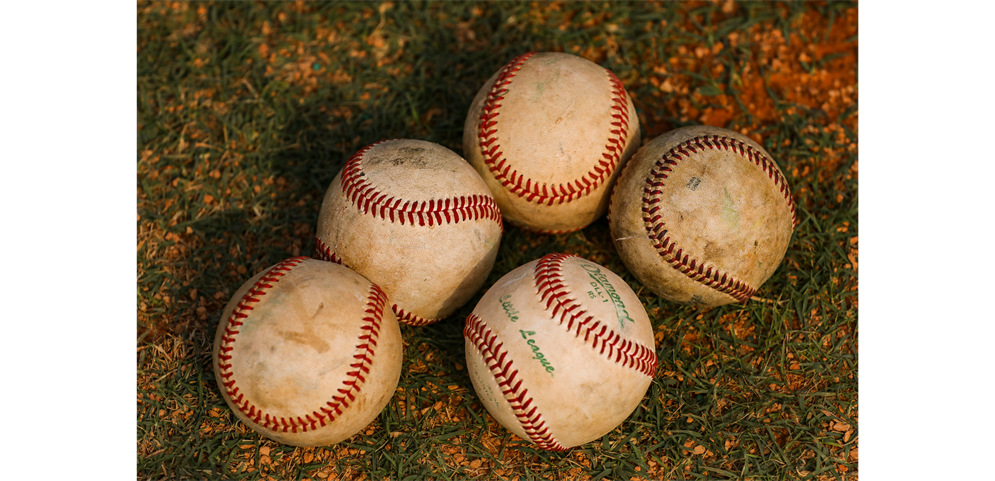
(462, 253, 657, 450)
(609, 126, 797, 307)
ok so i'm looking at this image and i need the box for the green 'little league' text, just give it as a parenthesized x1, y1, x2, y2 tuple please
(499, 295, 519, 322)
(519, 330, 555, 377)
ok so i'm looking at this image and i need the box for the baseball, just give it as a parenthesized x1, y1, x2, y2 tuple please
(212, 257, 403, 446)
(609, 126, 797, 307)
(463, 253, 657, 450)
(315, 139, 503, 326)
(463, 52, 641, 234)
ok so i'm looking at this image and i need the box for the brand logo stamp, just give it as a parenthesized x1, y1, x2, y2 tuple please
(581, 262, 636, 329)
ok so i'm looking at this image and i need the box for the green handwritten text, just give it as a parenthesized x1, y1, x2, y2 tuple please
(499, 295, 519, 322)
(519, 330, 555, 377)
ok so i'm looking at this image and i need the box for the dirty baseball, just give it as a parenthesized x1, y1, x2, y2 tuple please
(463, 52, 641, 233)
(212, 257, 403, 446)
(463, 253, 657, 450)
(609, 125, 797, 307)
(315, 139, 503, 326)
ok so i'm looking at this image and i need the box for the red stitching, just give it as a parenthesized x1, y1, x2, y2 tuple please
(477, 53, 631, 206)
(464, 313, 567, 451)
(640, 135, 797, 302)
(316, 237, 443, 326)
(217, 259, 388, 434)
(533, 253, 657, 377)
(392, 304, 442, 326)
(308, 284, 387, 433)
(314, 236, 345, 266)
(340, 140, 503, 229)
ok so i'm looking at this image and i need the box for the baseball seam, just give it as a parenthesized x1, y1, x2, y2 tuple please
(340, 140, 503, 229)
(314, 236, 345, 265)
(314, 236, 442, 326)
(217, 257, 388, 434)
(640, 135, 797, 302)
(392, 305, 442, 326)
(533, 253, 657, 377)
(464, 313, 567, 452)
(476, 52, 632, 208)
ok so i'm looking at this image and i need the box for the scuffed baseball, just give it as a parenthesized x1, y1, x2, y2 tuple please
(463, 52, 641, 233)
(315, 139, 503, 326)
(609, 126, 797, 307)
(212, 257, 403, 447)
(463, 253, 657, 450)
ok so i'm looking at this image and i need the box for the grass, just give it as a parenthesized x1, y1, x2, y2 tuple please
(138, 1, 858, 479)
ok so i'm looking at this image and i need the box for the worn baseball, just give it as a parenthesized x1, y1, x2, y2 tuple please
(609, 126, 797, 307)
(463, 52, 641, 234)
(212, 257, 403, 446)
(463, 253, 657, 450)
(315, 139, 503, 326)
